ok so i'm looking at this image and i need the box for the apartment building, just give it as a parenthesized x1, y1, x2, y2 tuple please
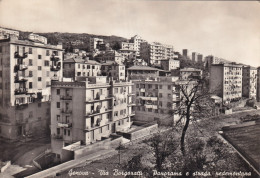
(28, 33, 47, 44)
(0, 36, 63, 140)
(51, 76, 135, 158)
(161, 59, 180, 71)
(63, 57, 101, 79)
(101, 61, 125, 81)
(120, 42, 135, 51)
(192, 52, 198, 62)
(88, 37, 104, 52)
(242, 66, 257, 99)
(182, 49, 188, 58)
(129, 35, 146, 57)
(127, 65, 161, 80)
(140, 42, 174, 66)
(133, 76, 180, 123)
(197, 54, 203, 63)
(0, 27, 19, 40)
(209, 63, 243, 103)
(94, 50, 125, 64)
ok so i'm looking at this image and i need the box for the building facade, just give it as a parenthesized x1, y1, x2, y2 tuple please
(242, 66, 257, 99)
(161, 59, 180, 71)
(129, 35, 146, 57)
(88, 37, 104, 52)
(0, 27, 19, 40)
(101, 61, 125, 81)
(51, 77, 135, 158)
(0, 36, 63, 140)
(210, 63, 243, 104)
(133, 76, 180, 123)
(127, 65, 161, 80)
(140, 42, 174, 66)
(63, 57, 101, 79)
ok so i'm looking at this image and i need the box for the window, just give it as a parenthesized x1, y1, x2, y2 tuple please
(0, 71, 1, 77)
(38, 55, 41, 59)
(28, 82, 33, 89)
(29, 48, 32, 54)
(29, 59, 33, 66)
(57, 128, 60, 135)
(57, 89, 60, 95)
(44, 60, 49, 66)
(38, 77, 42, 81)
(114, 111, 118, 117)
(38, 66, 42, 70)
(57, 102, 60, 108)
(92, 66, 95, 69)
(87, 65, 90, 69)
(57, 115, 60, 121)
(168, 93, 171, 97)
(0, 46, 2, 53)
(29, 71, 33, 77)
(100, 127, 102, 133)
(159, 93, 162, 98)
(68, 130, 70, 136)
(46, 50, 50, 56)
(64, 129, 66, 135)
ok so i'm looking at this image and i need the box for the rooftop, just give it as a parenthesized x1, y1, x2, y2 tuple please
(127, 65, 162, 71)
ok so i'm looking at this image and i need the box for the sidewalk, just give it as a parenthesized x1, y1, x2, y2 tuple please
(25, 149, 117, 178)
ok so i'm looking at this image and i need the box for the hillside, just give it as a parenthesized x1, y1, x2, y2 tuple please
(18, 31, 128, 51)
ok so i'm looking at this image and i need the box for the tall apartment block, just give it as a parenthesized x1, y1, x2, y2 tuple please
(209, 63, 242, 103)
(63, 57, 101, 79)
(192, 52, 198, 62)
(197, 54, 203, 63)
(50, 76, 135, 158)
(0, 36, 63, 140)
(140, 42, 174, 66)
(242, 66, 257, 99)
(133, 77, 180, 123)
(129, 35, 146, 57)
(182, 49, 188, 58)
(88, 37, 104, 52)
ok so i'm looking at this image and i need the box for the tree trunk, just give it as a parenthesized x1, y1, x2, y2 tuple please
(181, 106, 190, 156)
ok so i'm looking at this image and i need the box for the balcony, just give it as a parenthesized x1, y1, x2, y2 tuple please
(140, 88, 145, 92)
(144, 104, 158, 109)
(128, 102, 136, 106)
(14, 76, 28, 83)
(61, 109, 72, 114)
(14, 88, 28, 95)
(14, 52, 28, 59)
(50, 65, 61, 71)
(14, 64, 28, 72)
(50, 56, 60, 62)
(57, 122, 72, 128)
(139, 96, 158, 101)
(85, 95, 113, 103)
(60, 95, 72, 100)
(86, 108, 113, 117)
(51, 76, 59, 81)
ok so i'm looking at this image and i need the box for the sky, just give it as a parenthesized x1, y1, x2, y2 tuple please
(0, 0, 259, 66)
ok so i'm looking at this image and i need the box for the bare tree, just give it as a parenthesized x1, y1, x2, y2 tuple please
(174, 75, 215, 156)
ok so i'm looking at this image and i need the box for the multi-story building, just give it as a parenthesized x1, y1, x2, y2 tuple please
(182, 49, 188, 58)
(133, 76, 180, 123)
(127, 65, 161, 80)
(0, 27, 19, 40)
(50, 76, 135, 159)
(88, 37, 104, 52)
(161, 59, 180, 71)
(129, 35, 146, 57)
(209, 63, 243, 103)
(242, 66, 257, 99)
(192, 52, 198, 62)
(63, 57, 101, 79)
(119, 49, 136, 65)
(140, 42, 174, 66)
(0, 36, 63, 140)
(94, 50, 125, 64)
(120, 42, 135, 51)
(101, 61, 125, 81)
(28, 33, 47, 44)
(197, 54, 203, 63)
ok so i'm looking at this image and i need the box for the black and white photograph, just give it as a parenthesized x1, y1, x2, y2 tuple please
(0, 0, 259, 177)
